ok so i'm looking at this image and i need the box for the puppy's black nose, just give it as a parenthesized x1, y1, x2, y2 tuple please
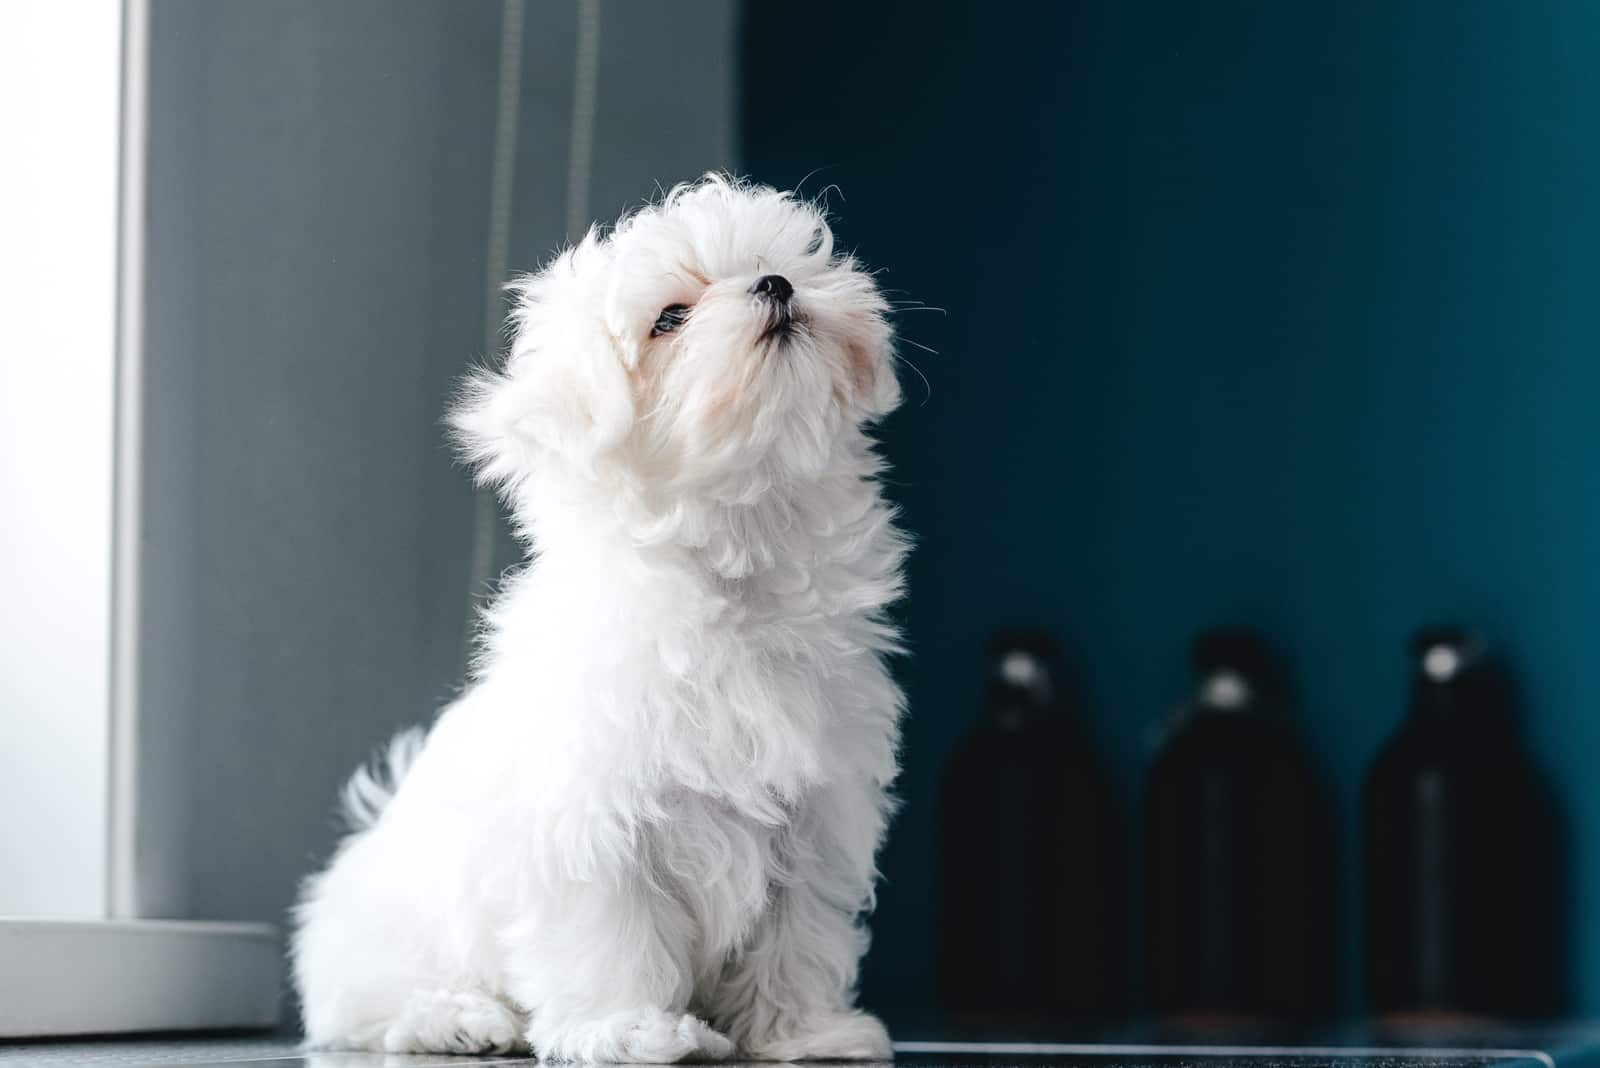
(750, 274, 794, 304)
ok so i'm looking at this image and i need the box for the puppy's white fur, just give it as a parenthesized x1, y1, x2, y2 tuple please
(292, 175, 908, 1062)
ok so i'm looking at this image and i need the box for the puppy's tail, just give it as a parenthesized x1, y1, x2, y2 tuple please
(338, 726, 426, 832)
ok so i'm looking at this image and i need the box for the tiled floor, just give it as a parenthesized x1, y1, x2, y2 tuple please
(0, 1038, 1565, 1068)
(0, 1037, 500, 1068)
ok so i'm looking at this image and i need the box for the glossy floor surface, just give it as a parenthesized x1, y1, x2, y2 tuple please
(0, 1038, 1575, 1068)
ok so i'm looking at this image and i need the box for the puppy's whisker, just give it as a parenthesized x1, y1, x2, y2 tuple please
(894, 350, 933, 407)
(791, 164, 837, 201)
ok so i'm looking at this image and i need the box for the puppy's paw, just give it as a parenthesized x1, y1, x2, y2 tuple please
(535, 1008, 733, 1063)
(741, 1010, 892, 1061)
(381, 987, 527, 1054)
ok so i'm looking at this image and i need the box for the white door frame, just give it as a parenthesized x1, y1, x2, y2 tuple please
(0, 0, 278, 1037)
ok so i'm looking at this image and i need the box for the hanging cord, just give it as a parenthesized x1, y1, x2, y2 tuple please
(567, 0, 601, 241)
(461, 0, 527, 673)
(460, 0, 601, 674)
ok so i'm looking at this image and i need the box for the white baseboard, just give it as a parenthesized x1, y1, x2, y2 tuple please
(0, 918, 281, 1037)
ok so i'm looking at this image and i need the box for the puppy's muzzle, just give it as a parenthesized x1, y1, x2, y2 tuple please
(750, 274, 794, 304)
(751, 274, 797, 343)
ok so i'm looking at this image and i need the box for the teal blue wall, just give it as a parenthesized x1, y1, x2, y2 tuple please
(742, 0, 1600, 1026)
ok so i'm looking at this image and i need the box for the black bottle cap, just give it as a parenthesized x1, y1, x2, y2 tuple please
(984, 628, 1059, 722)
(1189, 627, 1285, 712)
(987, 628, 1058, 659)
(1406, 624, 1513, 726)
(1192, 627, 1272, 679)
(1410, 624, 1487, 683)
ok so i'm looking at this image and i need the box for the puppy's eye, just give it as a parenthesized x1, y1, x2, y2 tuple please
(650, 304, 691, 338)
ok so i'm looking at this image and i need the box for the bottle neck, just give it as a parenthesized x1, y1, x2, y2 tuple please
(1407, 666, 1508, 731)
(1408, 632, 1508, 722)
(1410, 676, 1456, 721)
(985, 648, 1056, 730)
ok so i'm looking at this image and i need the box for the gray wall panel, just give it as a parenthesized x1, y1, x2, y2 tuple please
(138, 0, 737, 1027)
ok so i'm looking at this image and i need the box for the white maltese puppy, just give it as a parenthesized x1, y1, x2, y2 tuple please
(292, 175, 908, 1063)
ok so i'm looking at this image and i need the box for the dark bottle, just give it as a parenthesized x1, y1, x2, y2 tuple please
(1364, 626, 1564, 1018)
(1146, 629, 1338, 1021)
(937, 630, 1122, 1027)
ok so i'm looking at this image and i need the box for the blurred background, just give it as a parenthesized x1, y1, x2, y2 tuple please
(7, 0, 1600, 1040)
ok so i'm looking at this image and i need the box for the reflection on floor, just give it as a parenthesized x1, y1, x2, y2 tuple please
(0, 1036, 1567, 1068)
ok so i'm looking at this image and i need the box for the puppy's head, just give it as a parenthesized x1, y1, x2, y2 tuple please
(453, 175, 899, 505)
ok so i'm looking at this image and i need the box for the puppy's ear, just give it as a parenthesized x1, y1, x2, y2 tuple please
(850, 316, 903, 420)
(450, 237, 634, 485)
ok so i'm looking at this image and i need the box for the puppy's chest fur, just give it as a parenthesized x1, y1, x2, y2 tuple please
(610, 504, 901, 804)
(637, 607, 862, 815)
(648, 789, 784, 970)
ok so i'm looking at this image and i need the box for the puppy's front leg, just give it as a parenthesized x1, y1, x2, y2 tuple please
(710, 785, 892, 1061)
(505, 838, 732, 1063)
